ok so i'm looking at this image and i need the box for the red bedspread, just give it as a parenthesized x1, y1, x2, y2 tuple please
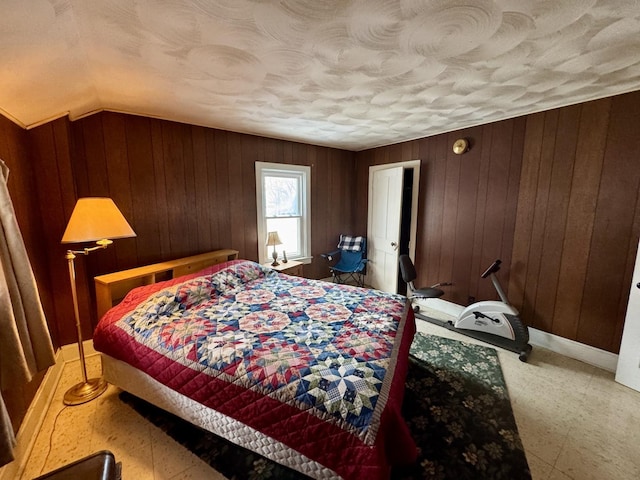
(94, 260, 416, 479)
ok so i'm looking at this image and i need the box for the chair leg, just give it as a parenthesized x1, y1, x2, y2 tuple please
(331, 271, 366, 287)
(347, 272, 364, 287)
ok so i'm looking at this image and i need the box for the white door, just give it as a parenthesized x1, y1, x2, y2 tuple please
(616, 237, 640, 391)
(367, 166, 403, 293)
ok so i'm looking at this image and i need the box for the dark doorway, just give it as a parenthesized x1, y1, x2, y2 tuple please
(397, 168, 414, 295)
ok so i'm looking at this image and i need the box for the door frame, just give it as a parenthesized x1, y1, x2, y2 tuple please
(615, 236, 640, 392)
(367, 159, 421, 291)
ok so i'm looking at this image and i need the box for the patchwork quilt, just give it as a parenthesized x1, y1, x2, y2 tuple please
(94, 260, 417, 479)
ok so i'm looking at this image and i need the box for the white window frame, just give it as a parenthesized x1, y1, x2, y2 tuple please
(256, 162, 311, 264)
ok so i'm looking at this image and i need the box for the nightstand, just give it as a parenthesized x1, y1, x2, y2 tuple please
(264, 259, 303, 276)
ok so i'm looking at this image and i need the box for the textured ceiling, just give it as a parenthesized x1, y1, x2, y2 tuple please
(2, 0, 640, 151)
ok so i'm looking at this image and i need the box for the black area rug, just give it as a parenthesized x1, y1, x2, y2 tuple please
(120, 332, 530, 479)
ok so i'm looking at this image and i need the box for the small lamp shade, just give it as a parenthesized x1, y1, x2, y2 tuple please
(265, 231, 283, 247)
(61, 198, 136, 244)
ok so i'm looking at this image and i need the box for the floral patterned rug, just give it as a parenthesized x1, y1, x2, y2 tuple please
(120, 332, 530, 479)
(393, 333, 531, 480)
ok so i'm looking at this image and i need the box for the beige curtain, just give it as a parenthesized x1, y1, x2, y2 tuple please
(0, 159, 55, 467)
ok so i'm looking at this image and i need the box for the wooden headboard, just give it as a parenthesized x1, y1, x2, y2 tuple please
(94, 249, 239, 319)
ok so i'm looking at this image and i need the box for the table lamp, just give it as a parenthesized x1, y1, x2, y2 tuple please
(265, 231, 282, 266)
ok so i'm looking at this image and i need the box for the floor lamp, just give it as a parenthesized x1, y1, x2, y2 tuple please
(61, 197, 136, 405)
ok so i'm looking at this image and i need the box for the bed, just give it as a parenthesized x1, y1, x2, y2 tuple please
(93, 250, 417, 479)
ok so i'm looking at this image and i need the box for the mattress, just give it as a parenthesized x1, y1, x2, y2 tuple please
(102, 353, 336, 478)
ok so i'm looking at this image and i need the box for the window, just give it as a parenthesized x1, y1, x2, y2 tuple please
(256, 162, 311, 264)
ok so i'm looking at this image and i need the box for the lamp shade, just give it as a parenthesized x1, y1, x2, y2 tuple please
(61, 198, 136, 244)
(265, 231, 282, 247)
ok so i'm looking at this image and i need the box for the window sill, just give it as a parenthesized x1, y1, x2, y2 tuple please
(290, 256, 313, 265)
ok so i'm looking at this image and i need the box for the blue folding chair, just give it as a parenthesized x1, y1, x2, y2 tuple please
(320, 235, 368, 287)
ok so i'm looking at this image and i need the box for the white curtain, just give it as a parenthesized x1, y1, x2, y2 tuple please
(0, 159, 55, 467)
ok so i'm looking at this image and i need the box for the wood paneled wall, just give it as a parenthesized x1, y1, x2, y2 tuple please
(510, 95, 640, 352)
(29, 112, 357, 347)
(355, 92, 640, 353)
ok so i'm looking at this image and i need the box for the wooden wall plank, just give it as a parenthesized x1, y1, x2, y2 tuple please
(522, 110, 558, 330)
(163, 122, 190, 258)
(315, 146, 333, 278)
(30, 122, 74, 344)
(500, 117, 526, 294)
(213, 130, 232, 250)
(182, 124, 199, 256)
(204, 129, 221, 249)
(80, 114, 110, 196)
(305, 145, 324, 277)
(150, 120, 171, 259)
(401, 141, 412, 161)
(324, 148, 337, 264)
(420, 135, 447, 287)
(534, 105, 581, 330)
(451, 128, 482, 305)
(329, 150, 344, 240)
(282, 141, 293, 165)
(190, 126, 210, 253)
(478, 120, 514, 302)
(102, 112, 137, 271)
(469, 124, 493, 297)
(125, 115, 162, 266)
(353, 149, 370, 237)
(240, 134, 259, 261)
(227, 133, 246, 257)
(52, 119, 77, 218)
(439, 133, 461, 296)
(509, 113, 545, 314)
(552, 99, 610, 339)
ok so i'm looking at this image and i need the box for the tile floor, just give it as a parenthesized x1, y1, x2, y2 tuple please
(20, 315, 640, 480)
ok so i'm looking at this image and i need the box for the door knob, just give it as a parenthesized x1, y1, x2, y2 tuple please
(391, 242, 398, 251)
(637, 282, 640, 289)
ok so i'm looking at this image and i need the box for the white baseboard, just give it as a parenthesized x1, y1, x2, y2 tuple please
(528, 327, 618, 372)
(414, 297, 619, 372)
(0, 340, 100, 480)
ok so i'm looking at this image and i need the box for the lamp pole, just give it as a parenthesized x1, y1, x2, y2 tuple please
(63, 241, 111, 405)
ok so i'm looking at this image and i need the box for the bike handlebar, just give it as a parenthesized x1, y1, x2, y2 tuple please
(481, 259, 502, 278)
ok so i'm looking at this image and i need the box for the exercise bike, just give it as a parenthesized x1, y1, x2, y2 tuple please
(399, 255, 532, 362)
